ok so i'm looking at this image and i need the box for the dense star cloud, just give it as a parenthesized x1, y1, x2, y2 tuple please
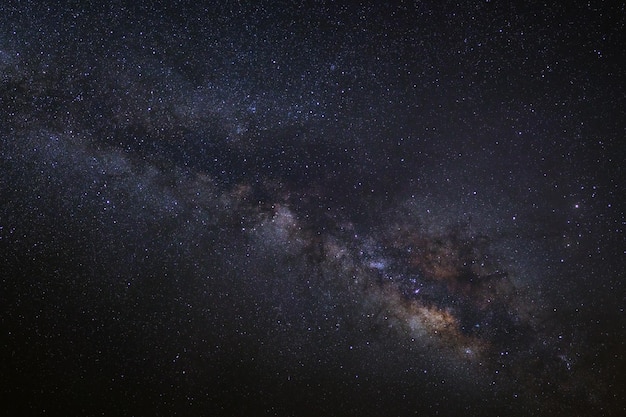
(1, 1, 625, 416)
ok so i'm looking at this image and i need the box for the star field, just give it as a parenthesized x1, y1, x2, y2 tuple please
(1, 1, 625, 416)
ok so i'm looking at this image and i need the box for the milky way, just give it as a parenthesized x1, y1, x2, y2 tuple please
(1, 1, 625, 416)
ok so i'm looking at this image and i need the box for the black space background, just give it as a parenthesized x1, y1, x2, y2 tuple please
(1, 1, 625, 416)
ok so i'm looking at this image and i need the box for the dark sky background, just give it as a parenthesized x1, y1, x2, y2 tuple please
(1, 1, 625, 416)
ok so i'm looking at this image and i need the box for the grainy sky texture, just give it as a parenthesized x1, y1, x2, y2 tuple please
(1, 1, 625, 416)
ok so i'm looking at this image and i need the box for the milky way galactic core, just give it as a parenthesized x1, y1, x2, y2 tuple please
(1, 1, 625, 416)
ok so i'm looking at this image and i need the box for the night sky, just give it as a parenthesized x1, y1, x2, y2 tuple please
(1, 1, 625, 416)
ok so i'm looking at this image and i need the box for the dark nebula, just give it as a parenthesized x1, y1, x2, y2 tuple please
(1, 1, 625, 416)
